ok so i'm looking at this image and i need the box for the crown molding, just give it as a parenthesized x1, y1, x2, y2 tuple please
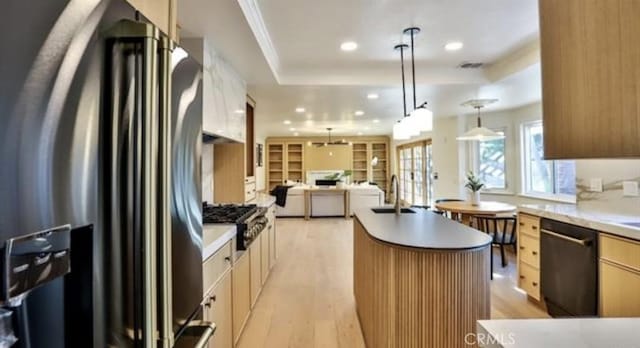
(237, 0, 282, 83)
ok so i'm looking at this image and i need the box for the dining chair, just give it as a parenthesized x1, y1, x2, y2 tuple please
(434, 198, 464, 221)
(470, 215, 517, 280)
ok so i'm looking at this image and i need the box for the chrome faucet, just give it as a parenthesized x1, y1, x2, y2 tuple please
(390, 174, 401, 215)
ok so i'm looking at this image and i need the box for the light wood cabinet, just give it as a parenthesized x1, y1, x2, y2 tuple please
(599, 234, 640, 317)
(267, 205, 277, 269)
(204, 271, 232, 348)
(232, 252, 251, 345)
(539, 0, 640, 159)
(125, 0, 177, 40)
(517, 213, 541, 300)
(213, 144, 256, 204)
(261, 228, 270, 285)
(249, 235, 262, 307)
(266, 142, 305, 191)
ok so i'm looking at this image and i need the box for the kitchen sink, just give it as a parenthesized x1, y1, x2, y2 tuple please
(620, 222, 640, 228)
(371, 208, 416, 214)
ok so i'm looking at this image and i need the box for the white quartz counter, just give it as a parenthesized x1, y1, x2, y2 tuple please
(253, 194, 276, 208)
(354, 206, 492, 250)
(202, 224, 236, 261)
(519, 204, 640, 241)
(477, 318, 640, 348)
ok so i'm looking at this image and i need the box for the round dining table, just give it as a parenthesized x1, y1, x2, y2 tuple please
(434, 201, 517, 225)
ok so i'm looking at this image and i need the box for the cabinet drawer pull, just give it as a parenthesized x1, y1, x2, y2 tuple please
(224, 256, 231, 263)
(210, 295, 217, 302)
(519, 246, 525, 250)
(531, 226, 538, 230)
(519, 275, 525, 279)
(532, 282, 538, 287)
(519, 222, 525, 226)
(532, 251, 538, 255)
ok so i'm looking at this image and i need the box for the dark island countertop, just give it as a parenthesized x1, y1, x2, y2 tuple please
(354, 206, 492, 250)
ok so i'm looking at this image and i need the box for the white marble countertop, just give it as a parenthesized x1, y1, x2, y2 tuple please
(354, 206, 492, 250)
(253, 194, 276, 208)
(519, 204, 640, 241)
(477, 318, 640, 348)
(202, 224, 236, 261)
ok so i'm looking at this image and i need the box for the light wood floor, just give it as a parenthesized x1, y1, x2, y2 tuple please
(236, 218, 548, 348)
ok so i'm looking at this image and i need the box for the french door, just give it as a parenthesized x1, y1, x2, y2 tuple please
(397, 140, 433, 206)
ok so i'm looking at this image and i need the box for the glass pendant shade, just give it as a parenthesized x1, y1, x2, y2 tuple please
(410, 106, 433, 132)
(456, 127, 505, 141)
(393, 121, 410, 140)
(402, 116, 420, 136)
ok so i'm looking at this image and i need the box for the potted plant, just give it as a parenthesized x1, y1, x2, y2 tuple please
(465, 171, 484, 206)
(326, 170, 353, 188)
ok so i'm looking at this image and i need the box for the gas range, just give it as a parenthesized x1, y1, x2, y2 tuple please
(203, 203, 268, 250)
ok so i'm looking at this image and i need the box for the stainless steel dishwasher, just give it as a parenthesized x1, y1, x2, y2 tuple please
(540, 218, 599, 317)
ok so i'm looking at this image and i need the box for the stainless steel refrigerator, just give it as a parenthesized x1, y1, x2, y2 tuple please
(0, 0, 209, 347)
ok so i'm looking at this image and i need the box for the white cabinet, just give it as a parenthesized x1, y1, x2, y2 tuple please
(201, 40, 246, 142)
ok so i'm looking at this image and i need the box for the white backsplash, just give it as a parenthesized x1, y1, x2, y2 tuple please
(576, 159, 640, 215)
(202, 143, 214, 203)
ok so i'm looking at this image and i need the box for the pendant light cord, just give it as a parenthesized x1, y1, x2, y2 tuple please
(410, 30, 417, 110)
(395, 44, 409, 117)
(476, 106, 482, 127)
(400, 46, 407, 117)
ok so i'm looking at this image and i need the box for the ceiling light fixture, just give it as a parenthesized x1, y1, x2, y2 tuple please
(293, 132, 299, 136)
(340, 41, 358, 51)
(367, 93, 379, 99)
(289, 127, 296, 131)
(404, 27, 433, 133)
(456, 99, 504, 141)
(309, 128, 351, 147)
(445, 41, 464, 51)
(283, 120, 291, 125)
(234, 109, 245, 114)
(355, 110, 365, 116)
(295, 107, 305, 113)
(372, 119, 380, 123)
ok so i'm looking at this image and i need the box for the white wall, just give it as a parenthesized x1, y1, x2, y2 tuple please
(255, 133, 266, 192)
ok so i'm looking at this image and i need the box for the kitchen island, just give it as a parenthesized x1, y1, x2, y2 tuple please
(353, 207, 493, 348)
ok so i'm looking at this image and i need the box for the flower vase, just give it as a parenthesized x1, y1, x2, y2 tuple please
(470, 191, 481, 206)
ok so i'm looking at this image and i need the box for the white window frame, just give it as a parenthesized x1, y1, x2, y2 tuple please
(520, 121, 576, 203)
(473, 127, 509, 193)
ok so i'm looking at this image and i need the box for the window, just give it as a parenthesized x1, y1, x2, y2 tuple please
(522, 121, 576, 198)
(397, 140, 433, 206)
(476, 129, 506, 190)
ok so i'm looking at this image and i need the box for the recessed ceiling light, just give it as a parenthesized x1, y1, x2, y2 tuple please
(355, 110, 365, 116)
(445, 41, 464, 51)
(289, 127, 296, 131)
(234, 109, 245, 114)
(367, 93, 379, 100)
(372, 119, 380, 123)
(295, 107, 305, 113)
(340, 41, 358, 51)
(357, 132, 363, 136)
(283, 120, 291, 125)
(293, 132, 299, 136)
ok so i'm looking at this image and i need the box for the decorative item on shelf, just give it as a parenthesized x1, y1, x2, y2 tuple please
(457, 99, 504, 141)
(371, 156, 379, 167)
(465, 171, 484, 206)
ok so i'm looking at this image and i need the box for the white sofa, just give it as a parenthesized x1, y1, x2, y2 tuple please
(274, 185, 385, 217)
